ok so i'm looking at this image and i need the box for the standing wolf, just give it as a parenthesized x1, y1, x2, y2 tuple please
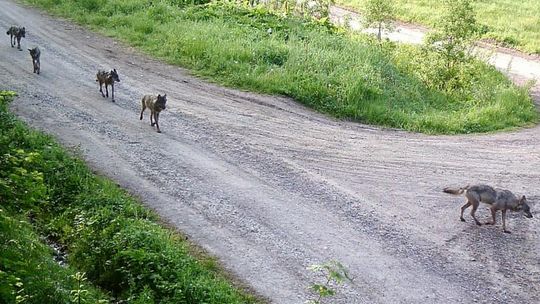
(28, 47, 40, 74)
(96, 69, 120, 102)
(443, 184, 533, 233)
(140, 94, 167, 133)
(6, 26, 25, 50)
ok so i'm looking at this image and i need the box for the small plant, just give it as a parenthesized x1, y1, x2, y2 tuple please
(363, 0, 395, 41)
(70, 272, 89, 304)
(307, 260, 352, 304)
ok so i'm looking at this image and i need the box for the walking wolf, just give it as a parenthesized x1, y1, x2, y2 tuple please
(444, 184, 533, 233)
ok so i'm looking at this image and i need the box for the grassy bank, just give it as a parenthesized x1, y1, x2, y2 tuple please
(338, 0, 540, 54)
(0, 91, 258, 303)
(24, 0, 537, 133)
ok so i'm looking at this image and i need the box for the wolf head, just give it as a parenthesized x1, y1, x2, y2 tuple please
(515, 195, 533, 218)
(28, 47, 39, 59)
(20, 27, 25, 38)
(110, 69, 120, 83)
(156, 94, 167, 111)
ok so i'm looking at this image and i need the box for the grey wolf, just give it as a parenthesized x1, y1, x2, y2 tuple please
(28, 47, 40, 74)
(6, 26, 25, 50)
(140, 94, 167, 133)
(96, 69, 120, 102)
(443, 184, 533, 233)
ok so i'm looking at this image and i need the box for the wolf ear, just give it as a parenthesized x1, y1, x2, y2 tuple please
(157, 94, 161, 98)
(163, 94, 166, 98)
(28, 48, 31, 52)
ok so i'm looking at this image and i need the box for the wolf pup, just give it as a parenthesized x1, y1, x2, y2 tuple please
(96, 69, 120, 102)
(140, 94, 167, 133)
(444, 184, 533, 233)
(28, 47, 40, 74)
(6, 26, 25, 50)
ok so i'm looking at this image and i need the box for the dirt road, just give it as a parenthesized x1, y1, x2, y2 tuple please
(2, 1, 540, 303)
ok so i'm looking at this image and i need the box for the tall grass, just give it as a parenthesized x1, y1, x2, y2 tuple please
(24, 0, 538, 133)
(338, 0, 540, 54)
(0, 91, 258, 303)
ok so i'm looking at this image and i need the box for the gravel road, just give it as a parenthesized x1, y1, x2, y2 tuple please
(1, 1, 540, 303)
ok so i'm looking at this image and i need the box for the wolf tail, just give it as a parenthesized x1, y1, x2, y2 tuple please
(443, 185, 468, 195)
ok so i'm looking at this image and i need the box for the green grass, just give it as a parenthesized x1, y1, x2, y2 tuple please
(0, 91, 258, 303)
(22, 1, 538, 134)
(338, 0, 540, 54)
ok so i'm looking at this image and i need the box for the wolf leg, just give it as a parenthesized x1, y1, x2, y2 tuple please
(155, 112, 161, 133)
(470, 201, 482, 226)
(485, 208, 496, 225)
(99, 83, 105, 97)
(140, 100, 146, 120)
(460, 201, 471, 222)
(501, 210, 510, 233)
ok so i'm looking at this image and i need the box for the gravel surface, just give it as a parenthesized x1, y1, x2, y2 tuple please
(1, 1, 539, 303)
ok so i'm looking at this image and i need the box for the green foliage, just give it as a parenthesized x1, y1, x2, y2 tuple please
(0, 92, 46, 212)
(415, 0, 483, 93)
(0, 149, 47, 211)
(307, 260, 352, 304)
(23, 0, 537, 134)
(339, 0, 540, 54)
(0, 210, 108, 303)
(363, 0, 395, 41)
(0, 91, 257, 303)
(425, 0, 479, 73)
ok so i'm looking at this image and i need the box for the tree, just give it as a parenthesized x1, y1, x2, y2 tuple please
(426, 0, 479, 68)
(363, 0, 395, 41)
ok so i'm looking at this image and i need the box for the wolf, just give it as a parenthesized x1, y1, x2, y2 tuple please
(96, 69, 120, 102)
(140, 94, 167, 133)
(6, 26, 25, 50)
(443, 184, 533, 233)
(28, 47, 40, 74)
